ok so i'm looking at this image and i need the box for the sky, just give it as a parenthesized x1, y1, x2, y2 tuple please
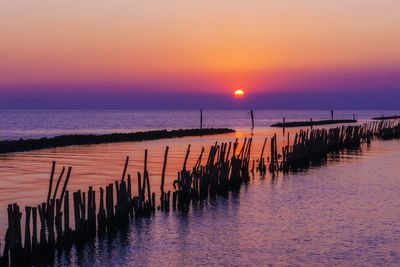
(0, 0, 399, 109)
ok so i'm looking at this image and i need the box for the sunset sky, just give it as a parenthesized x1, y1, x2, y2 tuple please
(0, 0, 399, 108)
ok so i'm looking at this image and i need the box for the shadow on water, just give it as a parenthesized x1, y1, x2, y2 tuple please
(279, 146, 364, 178)
(51, 191, 244, 266)
(53, 216, 154, 266)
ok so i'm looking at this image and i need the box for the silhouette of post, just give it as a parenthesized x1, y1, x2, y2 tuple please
(331, 109, 334, 120)
(200, 109, 203, 130)
(250, 110, 254, 129)
(283, 117, 286, 134)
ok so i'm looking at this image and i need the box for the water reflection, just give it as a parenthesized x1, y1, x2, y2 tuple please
(40, 139, 400, 266)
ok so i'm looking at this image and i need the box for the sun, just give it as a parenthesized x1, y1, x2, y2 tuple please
(234, 89, 245, 97)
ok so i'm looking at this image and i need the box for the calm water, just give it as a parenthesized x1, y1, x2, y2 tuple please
(0, 109, 395, 140)
(0, 110, 399, 266)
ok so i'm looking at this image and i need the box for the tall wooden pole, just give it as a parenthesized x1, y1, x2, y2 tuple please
(200, 109, 203, 130)
(283, 117, 286, 135)
(250, 110, 254, 129)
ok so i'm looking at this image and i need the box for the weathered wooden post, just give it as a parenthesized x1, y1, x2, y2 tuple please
(32, 207, 38, 253)
(59, 167, 72, 206)
(46, 161, 56, 210)
(160, 146, 169, 210)
(55, 199, 62, 245)
(87, 186, 96, 236)
(98, 187, 106, 234)
(183, 144, 190, 171)
(73, 192, 81, 236)
(24, 207, 32, 253)
(52, 166, 65, 204)
(63, 191, 70, 237)
(8, 204, 23, 266)
(106, 184, 114, 231)
(38, 203, 47, 252)
(121, 156, 129, 181)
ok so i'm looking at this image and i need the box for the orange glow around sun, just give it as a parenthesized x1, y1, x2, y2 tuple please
(234, 89, 245, 97)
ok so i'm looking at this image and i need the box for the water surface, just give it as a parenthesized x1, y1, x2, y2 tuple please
(0, 109, 392, 140)
(0, 110, 399, 266)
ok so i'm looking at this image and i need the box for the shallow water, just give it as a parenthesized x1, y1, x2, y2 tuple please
(0, 110, 399, 266)
(48, 139, 400, 266)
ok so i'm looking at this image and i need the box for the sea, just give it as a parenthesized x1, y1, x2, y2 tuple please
(0, 110, 399, 266)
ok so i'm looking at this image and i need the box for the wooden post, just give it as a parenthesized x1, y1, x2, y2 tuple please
(46, 161, 56, 209)
(91, 189, 96, 234)
(250, 110, 254, 129)
(194, 147, 205, 169)
(160, 146, 169, 210)
(145, 172, 151, 208)
(73, 192, 81, 234)
(60, 167, 72, 206)
(98, 187, 106, 234)
(38, 203, 46, 250)
(24, 207, 32, 252)
(260, 137, 267, 160)
(8, 204, 23, 266)
(106, 184, 114, 230)
(183, 144, 190, 171)
(88, 186, 96, 236)
(160, 146, 169, 195)
(121, 156, 129, 181)
(64, 191, 70, 234)
(47, 200, 55, 247)
(52, 166, 65, 204)
(55, 199, 62, 244)
(144, 149, 148, 180)
(127, 174, 132, 202)
(88, 187, 92, 230)
(283, 117, 286, 134)
(137, 173, 142, 202)
(200, 109, 203, 130)
(7, 205, 14, 253)
(81, 192, 86, 229)
(31, 207, 38, 252)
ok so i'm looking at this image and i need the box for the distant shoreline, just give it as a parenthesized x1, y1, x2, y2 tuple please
(0, 128, 235, 154)
(371, 115, 400, 120)
(271, 119, 357, 128)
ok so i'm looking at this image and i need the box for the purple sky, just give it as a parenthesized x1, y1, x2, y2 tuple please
(0, 84, 399, 110)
